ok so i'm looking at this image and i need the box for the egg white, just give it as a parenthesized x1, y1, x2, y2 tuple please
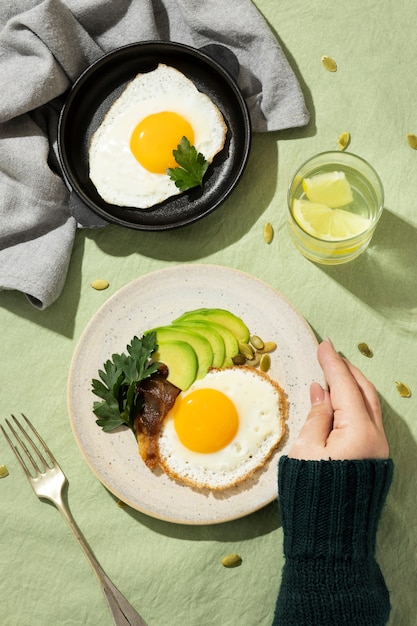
(89, 64, 227, 209)
(157, 367, 287, 490)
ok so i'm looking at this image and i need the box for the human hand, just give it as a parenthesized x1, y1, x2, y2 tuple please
(289, 338, 389, 461)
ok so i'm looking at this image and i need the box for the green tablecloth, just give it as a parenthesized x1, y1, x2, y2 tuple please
(1, 0, 416, 624)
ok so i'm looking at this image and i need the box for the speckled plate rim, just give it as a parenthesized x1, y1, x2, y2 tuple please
(67, 265, 324, 525)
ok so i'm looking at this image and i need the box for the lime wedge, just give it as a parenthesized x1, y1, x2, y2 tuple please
(293, 199, 371, 241)
(302, 171, 353, 207)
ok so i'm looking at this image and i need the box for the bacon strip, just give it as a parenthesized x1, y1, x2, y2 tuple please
(134, 367, 180, 468)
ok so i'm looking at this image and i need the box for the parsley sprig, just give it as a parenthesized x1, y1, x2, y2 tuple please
(91, 333, 160, 433)
(167, 136, 209, 191)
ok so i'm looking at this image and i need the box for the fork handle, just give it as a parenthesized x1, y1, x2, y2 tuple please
(55, 495, 148, 626)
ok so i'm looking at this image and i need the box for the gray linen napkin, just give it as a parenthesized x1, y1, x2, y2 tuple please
(0, 0, 309, 309)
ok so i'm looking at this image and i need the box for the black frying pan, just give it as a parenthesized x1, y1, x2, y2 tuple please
(58, 41, 251, 230)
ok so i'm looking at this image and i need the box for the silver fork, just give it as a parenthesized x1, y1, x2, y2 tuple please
(1, 414, 148, 626)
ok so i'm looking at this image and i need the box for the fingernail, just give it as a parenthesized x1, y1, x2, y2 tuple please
(310, 382, 325, 405)
(324, 337, 334, 348)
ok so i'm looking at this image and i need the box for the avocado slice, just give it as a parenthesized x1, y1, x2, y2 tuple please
(149, 326, 213, 380)
(180, 319, 238, 367)
(172, 321, 225, 368)
(173, 308, 250, 344)
(153, 340, 198, 390)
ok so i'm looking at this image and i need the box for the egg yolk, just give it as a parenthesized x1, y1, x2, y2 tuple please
(172, 388, 239, 454)
(130, 111, 194, 173)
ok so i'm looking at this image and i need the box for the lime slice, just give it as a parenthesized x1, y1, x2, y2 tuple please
(293, 199, 371, 241)
(302, 171, 353, 207)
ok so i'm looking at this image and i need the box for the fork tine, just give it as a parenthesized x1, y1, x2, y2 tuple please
(1, 419, 35, 480)
(17, 413, 58, 467)
(2, 414, 56, 478)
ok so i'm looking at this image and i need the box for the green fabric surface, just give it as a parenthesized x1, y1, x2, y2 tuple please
(1, 0, 417, 625)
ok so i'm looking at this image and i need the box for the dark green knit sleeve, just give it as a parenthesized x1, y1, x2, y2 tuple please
(273, 456, 394, 626)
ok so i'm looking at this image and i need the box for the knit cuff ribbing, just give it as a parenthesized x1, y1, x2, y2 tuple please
(278, 456, 394, 560)
(274, 457, 394, 626)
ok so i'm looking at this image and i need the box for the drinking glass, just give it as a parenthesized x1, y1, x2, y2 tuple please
(287, 151, 384, 265)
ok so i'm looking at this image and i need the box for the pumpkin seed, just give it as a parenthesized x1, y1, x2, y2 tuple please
(321, 55, 337, 72)
(0, 465, 9, 479)
(221, 554, 242, 568)
(337, 131, 350, 151)
(91, 278, 109, 291)
(232, 353, 246, 366)
(258, 341, 277, 353)
(250, 335, 264, 350)
(248, 353, 262, 368)
(358, 342, 373, 358)
(239, 342, 255, 360)
(263, 222, 274, 244)
(406, 134, 417, 150)
(395, 381, 411, 398)
(260, 353, 271, 373)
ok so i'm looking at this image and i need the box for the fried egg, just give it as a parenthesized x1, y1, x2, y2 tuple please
(89, 64, 227, 209)
(156, 367, 287, 490)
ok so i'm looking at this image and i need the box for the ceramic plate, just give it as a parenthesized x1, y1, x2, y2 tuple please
(68, 265, 324, 524)
(58, 41, 251, 230)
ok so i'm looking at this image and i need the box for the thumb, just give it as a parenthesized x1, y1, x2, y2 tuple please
(306, 382, 334, 431)
(309, 381, 328, 410)
(289, 383, 334, 458)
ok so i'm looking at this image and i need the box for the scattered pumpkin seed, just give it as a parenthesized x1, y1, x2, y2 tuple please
(263, 222, 274, 244)
(232, 353, 246, 366)
(337, 131, 350, 151)
(406, 134, 417, 150)
(239, 342, 255, 360)
(259, 353, 271, 373)
(221, 554, 242, 568)
(91, 278, 109, 291)
(358, 342, 373, 358)
(0, 465, 9, 478)
(248, 353, 262, 368)
(258, 341, 277, 353)
(250, 335, 264, 350)
(395, 381, 411, 398)
(321, 55, 337, 72)
(117, 499, 127, 508)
